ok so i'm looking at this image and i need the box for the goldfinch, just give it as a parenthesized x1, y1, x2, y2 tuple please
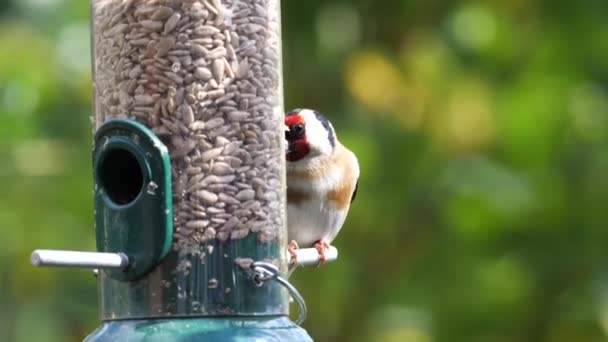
(285, 108, 359, 267)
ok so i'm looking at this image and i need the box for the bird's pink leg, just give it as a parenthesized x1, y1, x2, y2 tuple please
(313, 240, 330, 267)
(288, 240, 299, 267)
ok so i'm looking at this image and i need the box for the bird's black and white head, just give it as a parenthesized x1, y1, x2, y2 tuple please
(285, 108, 336, 162)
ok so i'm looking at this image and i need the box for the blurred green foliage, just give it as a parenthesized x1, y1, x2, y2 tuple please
(2, 0, 608, 341)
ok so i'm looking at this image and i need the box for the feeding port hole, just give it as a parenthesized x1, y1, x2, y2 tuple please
(99, 148, 144, 205)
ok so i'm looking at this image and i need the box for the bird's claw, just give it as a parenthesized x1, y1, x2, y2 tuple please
(288, 240, 299, 269)
(313, 240, 330, 267)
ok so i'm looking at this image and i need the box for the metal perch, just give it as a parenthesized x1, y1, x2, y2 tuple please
(32, 246, 338, 269)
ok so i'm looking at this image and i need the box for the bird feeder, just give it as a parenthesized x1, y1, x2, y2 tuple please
(29, 0, 319, 340)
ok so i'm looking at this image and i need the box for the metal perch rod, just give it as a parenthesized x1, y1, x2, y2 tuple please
(290, 246, 338, 266)
(32, 246, 336, 269)
(31, 250, 129, 269)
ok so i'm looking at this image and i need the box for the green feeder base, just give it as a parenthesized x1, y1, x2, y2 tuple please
(84, 316, 313, 341)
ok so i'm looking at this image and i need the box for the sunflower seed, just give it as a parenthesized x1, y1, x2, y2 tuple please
(194, 67, 212, 80)
(193, 190, 218, 205)
(164, 13, 181, 35)
(228, 110, 250, 121)
(203, 227, 216, 240)
(192, 44, 209, 57)
(151, 6, 174, 20)
(207, 47, 227, 59)
(140, 20, 164, 31)
(201, 147, 223, 162)
(189, 121, 206, 131)
(211, 162, 233, 175)
(180, 103, 195, 125)
(186, 220, 209, 229)
(235, 189, 255, 201)
(194, 25, 221, 36)
(204, 117, 224, 129)
(212, 59, 224, 83)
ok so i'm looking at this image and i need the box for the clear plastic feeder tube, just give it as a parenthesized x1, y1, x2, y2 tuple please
(91, 0, 286, 319)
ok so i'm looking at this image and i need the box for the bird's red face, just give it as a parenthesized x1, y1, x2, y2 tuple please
(285, 111, 310, 162)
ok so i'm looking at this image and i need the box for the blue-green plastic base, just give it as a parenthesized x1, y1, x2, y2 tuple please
(84, 316, 313, 341)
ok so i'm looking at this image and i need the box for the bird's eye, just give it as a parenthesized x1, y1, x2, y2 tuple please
(293, 124, 305, 137)
(286, 123, 305, 141)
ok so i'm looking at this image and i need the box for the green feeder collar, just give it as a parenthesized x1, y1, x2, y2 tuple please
(93, 119, 173, 280)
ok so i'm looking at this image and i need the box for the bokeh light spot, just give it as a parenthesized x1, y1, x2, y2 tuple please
(401, 31, 451, 87)
(475, 255, 532, 309)
(1, 81, 40, 117)
(57, 21, 91, 76)
(368, 306, 433, 342)
(13, 139, 67, 176)
(345, 51, 404, 113)
(316, 3, 360, 58)
(379, 327, 433, 342)
(450, 5, 496, 52)
(346, 50, 430, 129)
(569, 82, 608, 141)
(18, 0, 64, 11)
(445, 78, 496, 150)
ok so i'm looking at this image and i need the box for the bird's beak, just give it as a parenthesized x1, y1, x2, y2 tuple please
(285, 124, 297, 154)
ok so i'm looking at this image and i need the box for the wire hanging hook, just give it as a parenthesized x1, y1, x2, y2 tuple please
(238, 260, 307, 325)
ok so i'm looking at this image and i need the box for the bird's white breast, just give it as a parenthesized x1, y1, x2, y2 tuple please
(287, 196, 349, 247)
(286, 150, 353, 247)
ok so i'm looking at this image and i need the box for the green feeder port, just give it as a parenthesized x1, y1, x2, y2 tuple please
(93, 119, 173, 282)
